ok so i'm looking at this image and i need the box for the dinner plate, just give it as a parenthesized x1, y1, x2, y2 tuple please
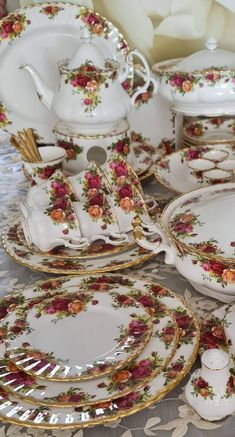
(0, 288, 178, 407)
(3, 218, 157, 274)
(0, 3, 131, 143)
(5, 291, 152, 381)
(0, 274, 199, 429)
(154, 144, 235, 194)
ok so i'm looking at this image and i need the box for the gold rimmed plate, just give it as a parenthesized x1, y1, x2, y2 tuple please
(0, 274, 199, 429)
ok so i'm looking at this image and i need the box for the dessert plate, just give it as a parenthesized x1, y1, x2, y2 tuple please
(0, 290, 178, 407)
(183, 118, 235, 145)
(3, 219, 157, 274)
(0, 274, 199, 429)
(139, 139, 175, 181)
(5, 291, 152, 381)
(154, 144, 235, 194)
(0, 3, 130, 143)
(132, 143, 152, 176)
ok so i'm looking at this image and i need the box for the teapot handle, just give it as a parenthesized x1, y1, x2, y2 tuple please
(120, 49, 151, 106)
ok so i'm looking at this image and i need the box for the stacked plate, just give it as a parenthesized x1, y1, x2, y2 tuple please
(0, 274, 200, 429)
(182, 117, 235, 148)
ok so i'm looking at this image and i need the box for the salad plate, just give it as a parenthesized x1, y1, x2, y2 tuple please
(0, 3, 130, 143)
(3, 219, 157, 274)
(0, 274, 199, 429)
(5, 291, 152, 381)
(154, 144, 235, 194)
(183, 118, 235, 145)
(0, 288, 178, 407)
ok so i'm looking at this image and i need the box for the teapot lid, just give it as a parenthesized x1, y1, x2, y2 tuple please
(68, 28, 113, 69)
(171, 38, 235, 72)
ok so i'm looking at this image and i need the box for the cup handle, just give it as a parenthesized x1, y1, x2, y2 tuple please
(53, 238, 89, 250)
(90, 233, 129, 246)
(132, 216, 177, 265)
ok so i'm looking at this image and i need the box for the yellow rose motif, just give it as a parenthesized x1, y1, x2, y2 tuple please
(68, 300, 84, 314)
(222, 269, 235, 283)
(182, 80, 192, 92)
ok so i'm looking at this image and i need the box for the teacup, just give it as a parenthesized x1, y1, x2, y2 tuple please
(23, 146, 66, 185)
(68, 161, 112, 201)
(20, 199, 88, 253)
(73, 191, 129, 246)
(104, 155, 144, 195)
(26, 170, 75, 210)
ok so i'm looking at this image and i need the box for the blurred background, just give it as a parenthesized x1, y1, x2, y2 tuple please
(5, 0, 235, 64)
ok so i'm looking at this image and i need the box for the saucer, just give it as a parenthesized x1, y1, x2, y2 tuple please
(3, 218, 157, 274)
(183, 118, 235, 145)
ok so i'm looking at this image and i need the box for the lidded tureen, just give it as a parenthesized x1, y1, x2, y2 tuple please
(21, 31, 150, 132)
(133, 183, 235, 302)
(152, 38, 235, 116)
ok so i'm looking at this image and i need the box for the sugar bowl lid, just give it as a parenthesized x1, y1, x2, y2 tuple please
(166, 183, 235, 262)
(170, 37, 235, 72)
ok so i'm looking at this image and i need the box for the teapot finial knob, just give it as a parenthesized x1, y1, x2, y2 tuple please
(80, 26, 93, 44)
(205, 37, 218, 51)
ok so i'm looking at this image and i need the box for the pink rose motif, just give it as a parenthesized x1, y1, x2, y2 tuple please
(87, 175, 102, 189)
(82, 13, 99, 26)
(0, 113, 6, 122)
(2, 21, 14, 34)
(71, 74, 90, 88)
(115, 392, 140, 409)
(128, 319, 148, 337)
(175, 314, 190, 330)
(53, 197, 68, 210)
(111, 161, 129, 177)
(208, 260, 226, 276)
(54, 183, 68, 197)
(83, 98, 92, 105)
(171, 74, 184, 87)
(89, 193, 104, 207)
(118, 184, 133, 199)
(185, 149, 200, 160)
(137, 295, 153, 308)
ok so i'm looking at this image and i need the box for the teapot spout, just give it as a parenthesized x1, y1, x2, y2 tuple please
(20, 64, 54, 111)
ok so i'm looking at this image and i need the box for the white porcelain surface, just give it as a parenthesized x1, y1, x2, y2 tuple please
(154, 144, 235, 194)
(185, 349, 235, 421)
(23, 146, 66, 184)
(0, 3, 131, 143)
(152, 41, 235, 116)
(5, 291, 151, 380)
(134, 183, 235, 300)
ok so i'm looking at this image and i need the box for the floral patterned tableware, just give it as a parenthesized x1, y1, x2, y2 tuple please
(22, 31, 150, 131)
(5, 291, 152, 381)
(20, 171, 89, 252)
(185, 349, 235, 421)
(153, 38, 235, 116)
(183, 117, 235, 145)
(68, 161, 111, 200)
(0, 288, 178, 407)
(3, 218, 157, 274)
(105, 155, 155, 233)
(73, 192, 129, 247)
(203, 169, 232, 184)
(138, 138, 175, 181)
(133, 183, 235, 301)
(0, 3, 132, 143)
(23, 146, 66, 184)
(54, 119, 134, 174)
(154, 144, 235, 194)
(0, 274, 199, 428)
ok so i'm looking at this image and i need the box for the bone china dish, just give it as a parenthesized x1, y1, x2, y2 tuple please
(134, 183, 235, 302)
(152, 38, 235, 116)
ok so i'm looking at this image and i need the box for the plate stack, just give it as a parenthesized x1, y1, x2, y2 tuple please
(0, 274, 200, 429)
(182, 116, 235, 148)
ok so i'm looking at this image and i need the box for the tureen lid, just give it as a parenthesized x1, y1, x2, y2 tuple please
(170, 38, 235, 72)
(166, 184, 235, 261)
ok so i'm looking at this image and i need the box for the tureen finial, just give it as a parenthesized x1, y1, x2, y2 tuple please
(205, 37, 218, 51)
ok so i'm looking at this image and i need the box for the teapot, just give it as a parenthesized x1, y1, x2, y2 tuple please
(21, 33, 151, 133)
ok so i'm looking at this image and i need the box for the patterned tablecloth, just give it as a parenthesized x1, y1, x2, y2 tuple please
(0, 143, 233, 437)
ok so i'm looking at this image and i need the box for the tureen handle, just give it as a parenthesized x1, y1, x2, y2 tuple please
(132, 216, 177, 265)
